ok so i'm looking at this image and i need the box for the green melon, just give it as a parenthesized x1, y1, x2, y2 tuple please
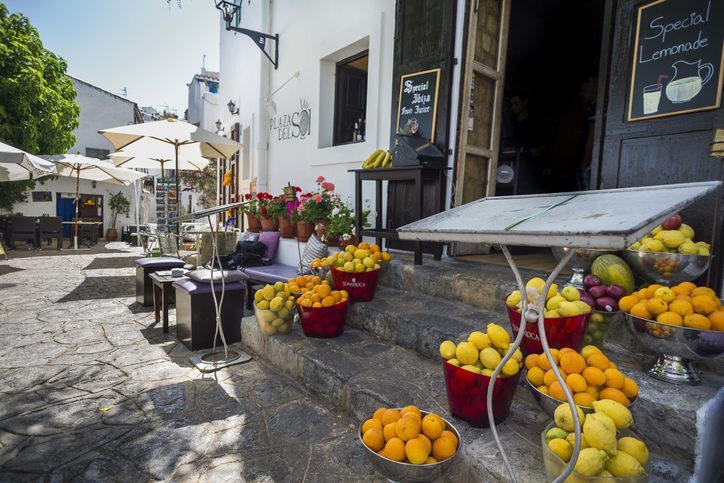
(590, 254, 635, 294)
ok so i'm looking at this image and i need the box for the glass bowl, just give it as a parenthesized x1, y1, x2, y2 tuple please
(620, 250, 712, 285)
(359, 408, 462, 482)
(540, 421, 651, 482)
(624, 313, 724, 385)
(253, 300, 294, 336)
(525, 377, 637, 420)
(507, 306, 591, 356)
(585, 310, 622, 347)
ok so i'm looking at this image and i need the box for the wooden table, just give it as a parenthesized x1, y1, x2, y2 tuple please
(350, 166, 447, 265)
(149, 271, 185, 333)
(61, 221, 102, 247)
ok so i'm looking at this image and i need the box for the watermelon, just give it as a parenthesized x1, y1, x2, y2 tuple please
(590, 254, 635, 295)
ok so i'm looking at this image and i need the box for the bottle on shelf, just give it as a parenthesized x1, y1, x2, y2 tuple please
(352, 121, 359, 142)
(356, 117, 364, 142)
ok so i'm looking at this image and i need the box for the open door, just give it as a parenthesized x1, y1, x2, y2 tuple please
(451, 0, 510, 255)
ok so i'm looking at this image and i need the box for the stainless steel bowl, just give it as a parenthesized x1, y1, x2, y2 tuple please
(358, 409, 462, 482)
(525, 376, 638, 419)
(551, 247, 610, 288)
(620, 249, 712, 285)
(624, 313, 724, 385)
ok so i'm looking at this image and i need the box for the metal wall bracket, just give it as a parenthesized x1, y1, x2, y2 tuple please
(215, 0, 279, 69)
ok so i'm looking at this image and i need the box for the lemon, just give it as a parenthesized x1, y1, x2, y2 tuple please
(545, 427, 569, 442)
(548, 438, 573, 462)
(507, 344, 523, 363)
(461, 364, 480, 374)
(277, 307, 289, 319)
(254, 290, 264, 303)
(363, 257, 375, 268)
(455, 342, 479, 365)
(574, 448, 609, 476)
(557, 301, 580, 317)
(271, 317, 284, 327)
(439, 340, 457, 360)
(479, 347, 501, 369)
(617, 437, 649, 466)
(561, 285, 580, 302)
(605, 451, 645, 477)
(256, 300, 270, 310)
(486, 323, 510, 349)
(447, 358, 460, 367)
(284, 300, 295, 311)
(262, 285, 276, 301)
(545, 309, 560, 318)
(506, 290, 522, 308)
(546, 295, 566, 311)
(355, 263, 366, 272)
(345, 244, 357, 254)
(554, 402, 585, 432)
(273, 281, 285, 293)
(566, 432, 590, 449)
(574, 300, 592, 314)
(526, 277, 546, 292)
(354, 249, 370, 260)
(679, 223, 695, 239)
(501, 358, 519, 376)
(592, 400, 633, 430)
(678, 242, 698, 255)
(481, 368, 494, 377)
(660, 230, 685, 249)
(269, 296, 284, 312)
(641, 238, 665, 252)
(584, 413, 618, 456)
(343, 261, 354, 272)
(467, 331, 491, 350)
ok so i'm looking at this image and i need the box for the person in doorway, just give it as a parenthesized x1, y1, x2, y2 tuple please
(507, 92, 546, 194)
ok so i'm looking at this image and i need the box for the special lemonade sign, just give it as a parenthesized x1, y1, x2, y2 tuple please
(396, 68, 441, 143)
(270, 99, 312, 141)
(628, 0, 724, 121)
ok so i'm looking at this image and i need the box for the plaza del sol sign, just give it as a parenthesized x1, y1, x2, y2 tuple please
(269, 99, 311, 141)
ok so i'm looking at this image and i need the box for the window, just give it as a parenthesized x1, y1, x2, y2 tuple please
(86, 147, 110, 160)
(332, 51, 368, 146)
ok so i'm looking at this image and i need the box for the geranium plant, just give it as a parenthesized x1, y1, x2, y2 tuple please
(241, 192, 261, 216)
(327, 198, 371, 240)
(296, 176, 336, 223)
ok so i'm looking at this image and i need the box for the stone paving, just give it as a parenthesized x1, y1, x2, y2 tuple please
(0, 244, 384, 482)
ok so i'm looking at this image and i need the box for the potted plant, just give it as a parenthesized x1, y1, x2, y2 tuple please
(107, 191, 130, 241)
(325, 199, 371, 247)
(297, 176, 336, 239)
(279, 187, 301, 238)
(241, 193, 262, 232)
(258, 192, 283, 231)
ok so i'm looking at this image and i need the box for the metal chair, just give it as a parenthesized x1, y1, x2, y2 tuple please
(38, 216, 62, 250)
(9, 216, 37, 249)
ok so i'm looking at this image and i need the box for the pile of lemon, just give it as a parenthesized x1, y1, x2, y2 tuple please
(619, 281, 724, 331)
(526, 345, 638, 407)
(360, 406, 458, 465)
(296, 279, 349, 308)
(253, 282, 295, 335)
(310, 242, 390, 273)
(506, 277, 592, 318)
(439, 323, 523, 377)
(628, 222, 710, 256)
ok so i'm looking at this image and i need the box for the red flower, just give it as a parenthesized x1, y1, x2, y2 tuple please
(316, 176, 325, 184)
(321, 181, 335, 192)
(244, 193, 251, 200)
(295, 186, 301, 192)
(261, 206, 268, 215)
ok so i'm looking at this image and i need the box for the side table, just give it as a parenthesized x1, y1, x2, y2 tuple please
(150, 271, 185, 333)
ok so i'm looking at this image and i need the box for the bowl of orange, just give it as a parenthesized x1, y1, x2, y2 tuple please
(295, 281, 350, 338)
(620, 282, 724, 385)
(358, 406, 462, 482)
(524, 346, 638, 419)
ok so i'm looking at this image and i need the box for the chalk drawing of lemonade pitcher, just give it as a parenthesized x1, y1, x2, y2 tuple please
(665, 60, 714, 103)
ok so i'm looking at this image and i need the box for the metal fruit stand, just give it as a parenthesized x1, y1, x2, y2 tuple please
(397, 181, 721, 483)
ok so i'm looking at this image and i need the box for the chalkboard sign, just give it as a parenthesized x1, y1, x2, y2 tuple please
(396, 68, 440, 143)
(31, 191, 52, 202)
(628, 0, 724, 121)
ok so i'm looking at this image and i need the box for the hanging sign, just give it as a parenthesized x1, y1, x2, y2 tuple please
(269, 99, 312, 141)
(627, 0, 724, 121)
(396, 68, 441, 143)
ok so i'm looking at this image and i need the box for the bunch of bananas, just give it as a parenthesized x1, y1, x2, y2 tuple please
(361, 149, 392, 169)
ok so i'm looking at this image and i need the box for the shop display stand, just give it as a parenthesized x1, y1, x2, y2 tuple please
(397, 181, 721, 483)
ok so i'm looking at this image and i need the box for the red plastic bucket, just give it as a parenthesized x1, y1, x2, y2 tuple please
(331, 268, 380, 302)
(442, 361, 521, 428)
(507, 306, 591, 356)
(296, 299, 349, 338)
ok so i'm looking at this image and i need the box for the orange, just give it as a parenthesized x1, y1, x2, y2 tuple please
(549, 348, 560, 364)
(603, 368, 625, 389)
(363, 428, 385, 452)
(431, 435, 457, 461)
(692, 295, 717, 315)
(621, 377, 639, 399)
(675, 295, 692, 303)
(357, 242, 370, 250)
(321, 296, 336, 307)
(395, 416, 421, 441)
(381, 409, 402, 426)
(618, 295, 639, 313)
(544, 368, 568, 387)
(684, 313, 711, 330)
(400, 405, 421, 419)
(331, 290, 341, 302)
(312, 302, 322, 308)
(421, 414, 445, 440)
(671, 285, 690, 297)
(691, 286, 717, 299)
(656, 311, 683, 326)
(537, 385, 549, 395)
(310, 293, 321, 304)
(573, 392, 596, 407)
(311, 275, 322, 285)
(645, 298, 668, 316)
(369, 243, 381, 253)
(549, 381, 572, 401)
(425, 456, 437, 464)
(405, 438, 430, 464)
(525, 354, 539, 370)
(668, 299, 694, 317)
(645, 283, 663, 299)
(381, 252, 391, 261)
(383, 437, 406, 462)
(439, 430, 459, 447)
(708, 311, 724, 331)
(526, 366, 545, 387)
(315, 283, 332, 299)
(306, 281, 316, 290)
(537, 354, 552, 371)
(586, 353, 611, 371)
(630, 302, 652, 320)
(373, 407, 387, 422)
(558, 347, 576, 357)
(654, 287, 675, 303)
(362, 418, 383, 434)
(383, 422, 397, 442)
(599, 387, 630, 406)
(567, 373, 588, 393)
(559, 351, 586, 374)
(417, 433, 432, 453)
(636, 288, 648, 300)
(678, 281, 697, 292)
(584, 385, 599, 399)
(582, 366, 606, 387)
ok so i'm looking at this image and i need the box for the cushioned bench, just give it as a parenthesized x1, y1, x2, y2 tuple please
(242, 264, 298, 284)
(134, 257, 186, 306)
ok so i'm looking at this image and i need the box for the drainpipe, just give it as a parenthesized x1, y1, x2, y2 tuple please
(256, 0, 272, 193)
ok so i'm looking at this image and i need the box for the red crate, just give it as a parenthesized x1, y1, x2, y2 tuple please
(331, 267, 380, 302)
(296, 299, 349, 338)
(507, 306, 591, 356)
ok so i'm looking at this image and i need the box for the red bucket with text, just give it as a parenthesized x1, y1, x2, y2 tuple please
(442, 361, 521, 428)
(296, 299, 349, 338)
(507, 306, 590, 356)
(331, 267, 380, 302)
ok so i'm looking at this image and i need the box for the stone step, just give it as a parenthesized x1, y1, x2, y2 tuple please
(240, 317, 691, 481)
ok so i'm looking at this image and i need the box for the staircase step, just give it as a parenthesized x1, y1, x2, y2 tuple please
(240, 317, 691, 481)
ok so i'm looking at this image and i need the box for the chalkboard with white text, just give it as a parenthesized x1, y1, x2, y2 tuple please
(628, 0, 724, 121)
(396, 68, 440, 143)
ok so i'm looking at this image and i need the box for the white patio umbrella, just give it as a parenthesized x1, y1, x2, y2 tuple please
(99, 118, 241, 231)
(43, 154, 145, 250)
(0, 141, 57, 181)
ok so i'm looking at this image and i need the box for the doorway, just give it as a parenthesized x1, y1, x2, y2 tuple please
(498, 0, 606, 196)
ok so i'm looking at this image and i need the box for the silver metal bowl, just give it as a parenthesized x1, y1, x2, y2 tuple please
(358, 409, 462, 482)
(624, 313, 724, 385)
(551, 247, 610, 288)
(620, 249, 712, 285)
(525, 376, 638, 419)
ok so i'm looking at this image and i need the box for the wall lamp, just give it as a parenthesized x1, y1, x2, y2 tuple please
(213, 0, 279, 69)
(227, 100, 239, 115)
(215, 119, 223, 131)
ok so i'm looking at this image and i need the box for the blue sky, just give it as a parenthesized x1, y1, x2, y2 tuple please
(5, 0, 220, 116)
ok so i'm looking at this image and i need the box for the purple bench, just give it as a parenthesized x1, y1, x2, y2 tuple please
(134, 257, 185, 306)
(172, 278, 246, 351)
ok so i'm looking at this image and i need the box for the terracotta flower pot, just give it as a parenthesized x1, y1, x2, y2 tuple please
(279, 216, 295, 238)
(260, 215, 279, 232)
(315, 219, 330, 238)
(106, 228, 118, 241)
(325, 236, 339, 247)
(246, 214, 262, 233)
(296, 221, 314, 242)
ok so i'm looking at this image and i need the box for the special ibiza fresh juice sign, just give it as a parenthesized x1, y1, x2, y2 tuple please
(627, 0, 724, 121)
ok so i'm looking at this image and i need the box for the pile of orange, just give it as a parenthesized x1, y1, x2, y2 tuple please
(619, 282, 724, 331)
(360, 406, 458, 465)
(286, 274, 325, 294)
(525, 345, 638, 407)
(295, 279, 349, 308)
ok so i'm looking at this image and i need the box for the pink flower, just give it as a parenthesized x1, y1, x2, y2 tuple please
(321, 181, 335, 191)
(313, 194, 323, 203)
(316, 176, 325, 184)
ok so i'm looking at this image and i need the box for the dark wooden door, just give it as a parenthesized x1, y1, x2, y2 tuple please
(599, 0, 724, 288)
(386, 0, 457, 253)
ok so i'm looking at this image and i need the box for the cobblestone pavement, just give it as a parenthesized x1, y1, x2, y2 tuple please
(0, 244, 383, 482)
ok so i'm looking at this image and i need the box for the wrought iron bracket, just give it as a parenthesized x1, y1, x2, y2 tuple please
(214, 0, 279, 69)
